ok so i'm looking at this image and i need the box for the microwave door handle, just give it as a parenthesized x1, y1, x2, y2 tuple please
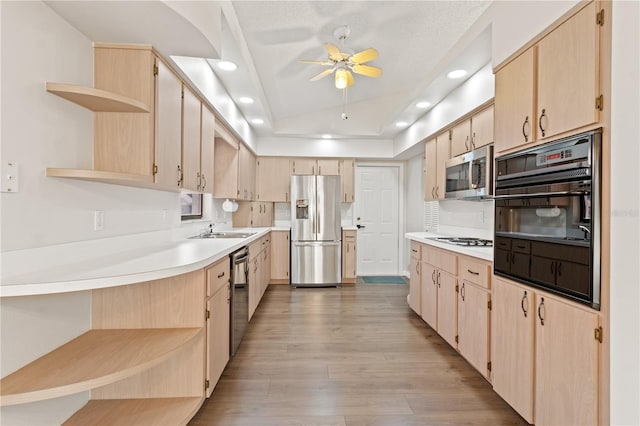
(491, 190, 590, 200)
(473, 163, 482, 188)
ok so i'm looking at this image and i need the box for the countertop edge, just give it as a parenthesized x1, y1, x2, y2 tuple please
(405, 232, 493, 262)
(0, 228, 273, 298)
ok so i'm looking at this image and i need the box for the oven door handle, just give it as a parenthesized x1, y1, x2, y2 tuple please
(491, 190, 590, 200)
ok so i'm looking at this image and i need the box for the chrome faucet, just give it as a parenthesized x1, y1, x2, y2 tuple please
(579, 225, 591, 239)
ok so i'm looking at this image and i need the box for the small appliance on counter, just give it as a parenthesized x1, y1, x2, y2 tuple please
(290, 175, 342, 287)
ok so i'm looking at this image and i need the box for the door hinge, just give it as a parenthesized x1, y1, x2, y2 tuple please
(205, 309, 210, 320)
(596, 9, 605, 26)
(152, 163, 158, 175)
(205, 379, 210, 390)
(448, 129, 452, 140)
(455, 335, 459, 344)
(153, 63, 158, 76)
(596, 94, 604, 111)
(488, 300, 492, 311)
(487, 361, 492, 372)
(595, 326, 603, 343)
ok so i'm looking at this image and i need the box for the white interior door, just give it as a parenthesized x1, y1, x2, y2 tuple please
(355, 165, 400, 276)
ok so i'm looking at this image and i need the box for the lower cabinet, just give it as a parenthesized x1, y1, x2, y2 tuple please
(420, 261, 437, 328)
(248, 234, 271, 320)
(492, 275, 600, 425)
(408, 241, 421, 315)
(342, 230, 357, 283)
(205, 258, 230, 397)
(270, 230, 290, 284)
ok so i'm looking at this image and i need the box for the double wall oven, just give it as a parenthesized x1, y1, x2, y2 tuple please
(493, 130, 601, 309)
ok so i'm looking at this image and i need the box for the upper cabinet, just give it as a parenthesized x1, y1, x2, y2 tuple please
(49, 43, 216, 193)
(450, 121, 470, 158)
(256, 157, 291, 202)
(340, 159, 355, 203)
(213, 135, 239, 199)
(450, 105, 494, 157)
(424, 132, 450, 201)
(494, 2, 601, 153)
(290, 159, 340, 175)
(237, 143, 256, 200)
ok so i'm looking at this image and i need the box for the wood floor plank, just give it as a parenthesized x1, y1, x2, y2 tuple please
(189, 283, 526, 425)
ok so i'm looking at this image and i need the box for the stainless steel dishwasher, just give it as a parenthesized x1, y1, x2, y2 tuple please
(230, 247, 249, 357)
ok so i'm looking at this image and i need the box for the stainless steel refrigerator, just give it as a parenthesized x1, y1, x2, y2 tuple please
(290, 175, 341, 287)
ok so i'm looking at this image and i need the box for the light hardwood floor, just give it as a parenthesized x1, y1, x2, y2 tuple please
(190, 280, 527, 426)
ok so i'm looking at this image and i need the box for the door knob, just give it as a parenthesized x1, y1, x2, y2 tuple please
(356, 224, 366, 229)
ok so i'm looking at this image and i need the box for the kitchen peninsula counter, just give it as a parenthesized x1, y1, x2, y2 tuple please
(1, 228, 272, 297)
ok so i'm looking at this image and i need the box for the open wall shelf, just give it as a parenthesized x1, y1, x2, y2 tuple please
(46, 83, 150, 113)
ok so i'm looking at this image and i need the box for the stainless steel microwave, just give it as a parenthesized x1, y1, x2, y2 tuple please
(444, 145, 493, 200)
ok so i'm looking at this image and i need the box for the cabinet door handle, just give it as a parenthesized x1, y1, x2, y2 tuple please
(196, 171, 201, 190)
(461, 282, 466, 301)
(557, 262, 562, 276)
(539, 108, 547, 137)
(521, 291, 528, 317)
(432, 269, 436, 285)
(538, 297, 545, 326)
(522, 116, 529, 142)
(201, 174, 207, 191)
(435, 186, 439, 199)
(177, 165, 183, 186)
(431, 187, 435, 198)
(217, 271, 225, 279)
(464, 135, 469, 151)
(467, 269, 479, 276)
(471, 132, 476, 149)
(437, 271, 441, 287)
(550, 261, 556, 275)
(416, 262, 419, 275)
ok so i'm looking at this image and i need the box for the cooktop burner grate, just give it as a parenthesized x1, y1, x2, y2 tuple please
(433, 237, 493, 247)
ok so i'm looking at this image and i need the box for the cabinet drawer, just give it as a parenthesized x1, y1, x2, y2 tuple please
(410, 241, 421, 260)
(512, 239, 531, 254)
(460, 256, 491, 289)
(343, 230, 357, 241)
(438, 249, 458, 276)
(207, 258, 230, 297)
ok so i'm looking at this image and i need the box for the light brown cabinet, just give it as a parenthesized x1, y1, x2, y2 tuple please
(450, 106, 494, 158)
(457, 256, 491, 379)
(424, 133, 450, 201)
(199, 106, 215, 194)
(181, 87, 201, 192)
(492, 275, 600, 425)
(494, 2, 600, 153)
(205, 258, 230, 397)
(256, 157, 291, 202)
(248, 234, 271, 320)
(408, 242, 421, 315)
(232, 201, 273, 227)
(270, 231, 290, 283)
(340, 159, 355, 203)
(154, 59, 182, 189)
(342, 230, 357, 283)
(213, 136, 239, 199)
(420, 261, 437, 329)
(238, 143, 256, 200)
(290, 158, 340, 175)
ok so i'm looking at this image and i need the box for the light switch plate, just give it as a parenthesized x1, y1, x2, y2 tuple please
(1, 161, 19, 193)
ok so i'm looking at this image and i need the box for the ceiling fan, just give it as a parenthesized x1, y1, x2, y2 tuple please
(300, 25, 382, 89)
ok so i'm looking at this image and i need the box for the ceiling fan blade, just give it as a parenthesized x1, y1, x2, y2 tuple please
(310, 68, 335, 82)
(346, 70, 355, 88)
(299, 59, 334, 66)
(349, 48, 379, 64)
(352, 64, 383, 78)
(324, 43, 343, 61)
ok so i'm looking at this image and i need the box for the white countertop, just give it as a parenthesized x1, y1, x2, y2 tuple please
(405, 231, 493, 262)
(0, 228, 272, 297)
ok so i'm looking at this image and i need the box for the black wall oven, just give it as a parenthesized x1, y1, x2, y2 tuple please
(493, 130, 601, 309)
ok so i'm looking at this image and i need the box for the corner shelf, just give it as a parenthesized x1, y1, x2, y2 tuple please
(45, 168, 182, 192)
(46, 83, 150, 113)
(63, 397, 203, 426)
(0, 328, 202, 406)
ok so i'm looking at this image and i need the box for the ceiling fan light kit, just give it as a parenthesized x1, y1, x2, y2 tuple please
(300, 25, 382, 90)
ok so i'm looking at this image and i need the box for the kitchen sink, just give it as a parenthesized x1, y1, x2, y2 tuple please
(190, 231, 256, 239)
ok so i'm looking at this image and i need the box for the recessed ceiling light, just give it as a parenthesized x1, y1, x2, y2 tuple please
(321, 134, 332, 139)
(416, 101, 431, 109)
(251, 118, 264, 125)
(447, 69, 467, 79)
(396, 121, 409, 127)
(239, 97, 254, 104)
(217, 60, 238, 71)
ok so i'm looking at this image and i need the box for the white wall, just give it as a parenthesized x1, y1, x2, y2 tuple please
(0, 1, 184, 252)
(403, 155, 424, 275)
(610, 1, 640, 423)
